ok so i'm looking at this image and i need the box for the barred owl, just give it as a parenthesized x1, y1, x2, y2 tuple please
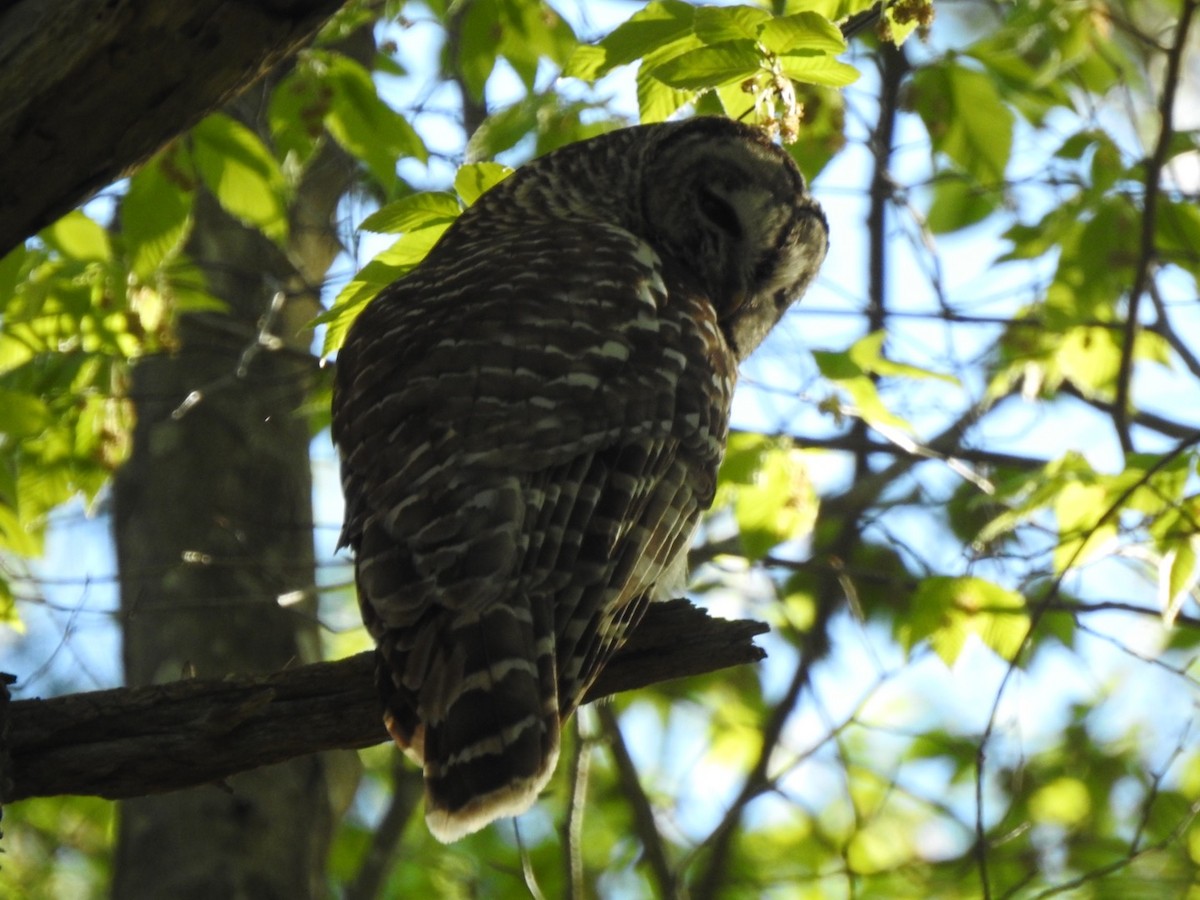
(333, 116, 827, 842)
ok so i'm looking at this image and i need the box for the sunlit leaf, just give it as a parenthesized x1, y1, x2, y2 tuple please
(693, 5, 770, 44)
(563, 0, 695, 81)
(912, 64, 1013, 184)
(360, 193, 462, 234)
(321, 51, 427, 191)
(268, 57, 333, 165)
(814, 347, 913, 431)
(777, 53, 859, 88)
(1030, 777, 1091, 828)
(42, 211, 111, 263)
(0, 576, 19, 632)
(649, 42, 762, 89)
(720, 435, 822, 560)
(1160, 539, 1200, 627)
(1054, 481, 1116, 573)
(318, 224, 451, 354)
(0, 389, 50, 437)
(848, 331, 958, 383)
(191, 113, 288, 241)
(905, 575, 1028, 666)
(121, 153, 194, 278)
(758, 11, 845, 55)
(454, 162, 513, 206)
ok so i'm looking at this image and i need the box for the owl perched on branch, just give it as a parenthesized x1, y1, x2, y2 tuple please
(333, 116, 828, 842)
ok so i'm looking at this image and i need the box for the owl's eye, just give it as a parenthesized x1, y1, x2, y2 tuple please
(697, 188, 743, 238)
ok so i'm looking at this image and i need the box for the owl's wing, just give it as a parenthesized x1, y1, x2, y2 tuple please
(333, 221, 731, 841)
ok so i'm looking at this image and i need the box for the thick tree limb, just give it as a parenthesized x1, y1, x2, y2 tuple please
(0, 0, 344, 254)
(1, 600, 766, 804)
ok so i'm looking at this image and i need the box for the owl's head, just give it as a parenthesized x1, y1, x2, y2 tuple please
(640, 117, 828, 362)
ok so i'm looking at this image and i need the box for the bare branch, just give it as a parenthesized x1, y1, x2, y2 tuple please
(1, 599, 766, 804)
(1112, 0, 1199, 452)
(345, 759, 423, 900)
(597, 704, 678, 899)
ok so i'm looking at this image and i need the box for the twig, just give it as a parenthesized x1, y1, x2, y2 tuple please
(345, 758, 423, 900)
(597, 704, 679, 898)
(561, 718, 590, 900)
(1112, 0, 1199, 452)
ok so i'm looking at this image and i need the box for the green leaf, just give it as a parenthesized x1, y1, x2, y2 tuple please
(0, 389, 50, 437)
(0, 244, 27, 303)
(638, 67, 696, 124)
(911, 64, 1013, 185)
(905, 576, 1028, 666)
(629, 15, 708, 122)
(733, 445, 817, 559)
(1160, 538, 1200, 627)
(318, 225, 450, 355)
(650, 42, 763, 89)
(0, 575, 18, 631)
(813, 347, 913, 431)
(268, 58, 333, 165)
(467, 96, 546, 159)
(926, 173, 997, 234)
(881, 3, 931, 45)
(718, 431, 774, 486)
(42, 211, 111, 262)
(563, 0, 695, 81)
(1157, 199, 1200, 287)
(693, 5, 771, 44)
(1054, 325, 1123, 399)
(716, 433, 818, 561)
(121, 153, 195, 279)
(321, 51, 427, 192)
(758, 12, 845, 55)
(191, 113, 288, 241)
(360, 193, 462, 234)
(454, 162, 513, 206)
(458, 0, 501, 101)
(1054, 481, 1116, 573)
(494, 0, 578, 89)
(776, 52, 860, 88)
(848, 331, 958, 383)
(1029, 777, 1091, 828)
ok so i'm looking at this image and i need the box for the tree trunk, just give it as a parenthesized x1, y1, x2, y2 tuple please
(109, 56, 361, 898)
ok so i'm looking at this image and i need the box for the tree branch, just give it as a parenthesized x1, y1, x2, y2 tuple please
(597, 704, 678, 898)
(1, 599, 766, 804)
(1111, 0, 1199, 452)
(0, 0, 344, 254)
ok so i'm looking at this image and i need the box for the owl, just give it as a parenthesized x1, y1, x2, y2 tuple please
(333, 116, 828, 842)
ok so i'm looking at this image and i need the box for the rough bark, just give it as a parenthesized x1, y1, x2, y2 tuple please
(3, 600, 767, 803)
(0, 0, 344, 255)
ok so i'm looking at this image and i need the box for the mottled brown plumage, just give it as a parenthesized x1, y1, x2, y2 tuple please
(332, 117, 827, 842)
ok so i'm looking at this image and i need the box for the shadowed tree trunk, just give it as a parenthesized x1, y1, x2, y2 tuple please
(109, 36, 367, 897)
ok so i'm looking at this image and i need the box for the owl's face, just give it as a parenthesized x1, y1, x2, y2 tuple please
(640, 118, 829, 361)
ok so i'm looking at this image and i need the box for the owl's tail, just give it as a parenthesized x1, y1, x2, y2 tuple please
(377, 600, 561, 844)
